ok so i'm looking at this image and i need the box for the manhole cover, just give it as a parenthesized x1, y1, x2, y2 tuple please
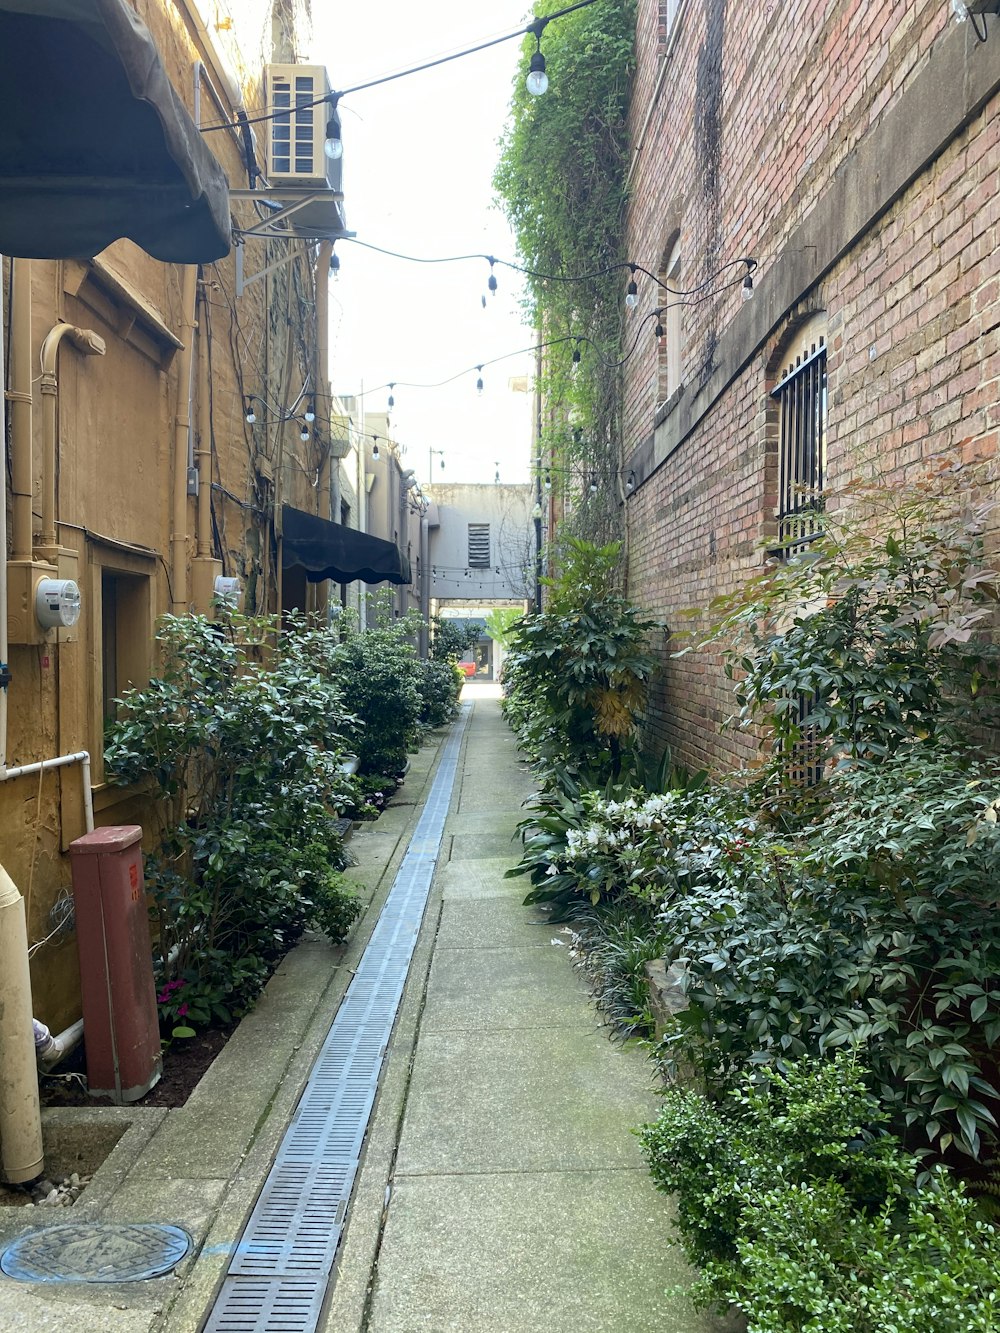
(0, 1222, 192, 1283)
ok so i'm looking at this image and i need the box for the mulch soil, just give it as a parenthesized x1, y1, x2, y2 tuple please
(38, 1027, 233, 1109)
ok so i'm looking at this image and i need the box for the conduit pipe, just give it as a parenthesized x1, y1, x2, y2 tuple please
(171, 266, 198, 611)
(196, 283, 212, 560)
(9, 259, 33, 562)
(38, 323, 106, 557)
(316, 240, 334, 519)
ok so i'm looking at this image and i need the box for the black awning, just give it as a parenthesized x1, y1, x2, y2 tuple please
(282, 506, 412, 587)
(0, 0, 230, 263)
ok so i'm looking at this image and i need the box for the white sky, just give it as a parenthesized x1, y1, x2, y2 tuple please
(311, 3, 537, 487)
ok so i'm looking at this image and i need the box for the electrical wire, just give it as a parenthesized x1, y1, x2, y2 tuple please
(198, 0, 602, 135)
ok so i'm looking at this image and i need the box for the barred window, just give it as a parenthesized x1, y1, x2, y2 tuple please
(771, 327, 827, 554)
(467, 523, 490, 567)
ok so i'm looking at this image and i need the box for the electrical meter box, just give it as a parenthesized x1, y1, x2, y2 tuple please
(69, 825, 162, 1103)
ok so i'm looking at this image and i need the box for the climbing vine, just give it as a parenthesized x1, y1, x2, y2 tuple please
(493, 0, 635, 556)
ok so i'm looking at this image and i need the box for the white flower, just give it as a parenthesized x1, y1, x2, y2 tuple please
(545, 863, 559, 876)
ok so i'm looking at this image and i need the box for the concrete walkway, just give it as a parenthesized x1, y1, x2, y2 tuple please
(324, 686, 721, 1333)
(0, 687, 725, 1333)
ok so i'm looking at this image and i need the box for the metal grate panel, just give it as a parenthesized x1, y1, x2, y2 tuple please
(205, 1277, 326, 1332)
(204, 706, 470, 1330)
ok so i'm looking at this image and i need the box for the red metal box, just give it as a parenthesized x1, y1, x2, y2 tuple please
(69, 825, 162, 1102)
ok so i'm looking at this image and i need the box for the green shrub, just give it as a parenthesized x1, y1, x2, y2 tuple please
(336, 621, 423, 778)
(106, 612, 362, 1031)
(415, 657, 463, 728)
(641, 1056, 1000, 1332)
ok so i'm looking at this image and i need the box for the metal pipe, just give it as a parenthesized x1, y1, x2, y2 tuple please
(38, 323, 106, 557)
(196, 284, 212, 560)
(9, 259, 33, 562)
(316, 240, 333, 519)
(0, 863, 44, 1183)
(171, 267, 198, 611)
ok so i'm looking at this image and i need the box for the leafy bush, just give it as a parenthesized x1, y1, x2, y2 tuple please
(336, 620, 423, 778)
(415, 656, 463, 729)
(641, 1056, 1000, 1332)
(569, 904, 667, 1038)
(429, 615, 480, 662)
(106, 612, 362, 1031)
(503, 539, 659, 786)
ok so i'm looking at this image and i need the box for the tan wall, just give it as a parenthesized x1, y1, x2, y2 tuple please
(1, 0, 329, 1029)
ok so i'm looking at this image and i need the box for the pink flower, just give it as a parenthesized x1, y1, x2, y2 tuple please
(176, 1003, 189, 1018)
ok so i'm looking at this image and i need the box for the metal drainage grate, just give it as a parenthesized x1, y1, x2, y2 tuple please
(204, 706, 470, 1332)
(1, 1222, 192, 1283)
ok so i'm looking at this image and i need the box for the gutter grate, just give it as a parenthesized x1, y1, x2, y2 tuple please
(203, 706, 469, 1330)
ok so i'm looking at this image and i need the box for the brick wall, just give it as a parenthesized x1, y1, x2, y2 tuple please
(622, 0, 1000, 772)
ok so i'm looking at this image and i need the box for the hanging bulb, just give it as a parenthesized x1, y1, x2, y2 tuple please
(625, 265, 638, 309)
(487, 259, 498, 296)
(324, 96, 343, 160)
(300, 424, 310, 441)
(572, 426, 583, 445)
(494, 462, 500, 483)
(245, 399, 256, 425)
(589, 472, 598, 495)
(476, 367, 484, 395)
(388, 383, 395, 410)
(655, 320, 665, 339)
(544, 470, 552, 491)
(742, 258, 757, 302)
(304, 399, 316, 423)
(626, 470, 637, 495)
(526, 48, 548, 97)
(330, 251, 340, 279)
(571, 341, 582, 365)
(372, 437, 380, 461)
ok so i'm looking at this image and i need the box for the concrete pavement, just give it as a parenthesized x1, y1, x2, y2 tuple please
(0, 685, 726, 1332)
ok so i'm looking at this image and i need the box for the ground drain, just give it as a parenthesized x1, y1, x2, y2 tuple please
(204, 706, 470, 1332)
(0, 1222, 192, 1283)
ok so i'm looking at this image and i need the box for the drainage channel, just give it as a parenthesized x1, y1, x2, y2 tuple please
(203, 705, 470, 1333)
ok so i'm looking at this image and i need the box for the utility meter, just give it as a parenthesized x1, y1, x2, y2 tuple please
(214, 575, 242, 609)
(35, 578, 81, 630)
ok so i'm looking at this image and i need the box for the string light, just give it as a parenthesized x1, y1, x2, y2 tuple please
(323, 95, 343, 160)
(199, 0, 600, 136)
(300, 424, 310, 441)
(387, 383, 395, 409)
(742, 258, 757, 301)
(526, 20, 550, 96)
(476, 366, 484, 395)
(304, 399, 316, 423)
(626, 470, 637, 495)
(571, 340, 582, 364)
(625, 265, 639, 309)
(589, 472, 598, 494)
(488, 259, 498, 295)
(244, 398, 257, 424)
(372, 437, 380, 461)
(330, 249, 340, 279)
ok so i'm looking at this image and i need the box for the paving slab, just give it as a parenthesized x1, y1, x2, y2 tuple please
(446, 831, 521, 860)
(367, 1169, 715, 1333)
(422, 944, 589, 1033)
(435, 896, 552, 947)
(437, 857, 525, 900)
(396, 1026, 655, 1177)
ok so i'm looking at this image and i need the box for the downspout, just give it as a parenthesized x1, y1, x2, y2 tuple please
(316, 240, 334, 520)
(9, 259, 33, 563)
(38, 322, 106, 559)
(0, 257, 43, 1185)
(196, 283, 212, 560)
(171, 267, 198, 611)
(419, 512, 430, 657)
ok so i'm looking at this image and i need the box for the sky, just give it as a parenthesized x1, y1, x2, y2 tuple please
(311, 2, 537, 487)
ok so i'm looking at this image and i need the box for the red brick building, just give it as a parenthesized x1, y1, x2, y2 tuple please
(621, 0, 1000, 771)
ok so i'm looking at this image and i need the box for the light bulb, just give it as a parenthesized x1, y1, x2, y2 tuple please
(300, 425, 310, 441)
(655, 322, 665, 338)
(526, 51, 548, 96)
(245, 401, 256, 424)
(545, 471, 552, 491)
(324, 115, 343, 160)
(488, 268, 498, 295)
(572, 343, 581, 365)
(330, 252, 340, 279)
(625, 281, 638, 309)
(388, 384, 395, 409)
(626, 470, 636, 495)
(589, 472, 598, 494)
(476, 368, 484, 395)
(304, 401, 316, 423)
(372, 439, 380, 461)
(742, 274, 754, 301)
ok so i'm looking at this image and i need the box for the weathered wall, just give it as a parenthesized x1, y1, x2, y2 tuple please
(622, 0, 1000, 773)
(1, 0, 327, 1028)
(428, 483, 534, 606)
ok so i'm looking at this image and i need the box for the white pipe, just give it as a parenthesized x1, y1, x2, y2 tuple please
(34, 1018, 84, 1071)
(38, 322, 106, 556)
(0, 863, 44, 1183)
(0, 752, 94, 834)
(1, 258, 9, 776)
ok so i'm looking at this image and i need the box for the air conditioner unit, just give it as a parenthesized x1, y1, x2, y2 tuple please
(265, 63, 341, 192)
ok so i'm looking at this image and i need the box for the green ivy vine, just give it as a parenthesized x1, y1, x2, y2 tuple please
(493, 0, 636, 555)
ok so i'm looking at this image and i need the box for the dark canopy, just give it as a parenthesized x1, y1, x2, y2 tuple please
(0, 0, 230, 262)
(282, 506, 412, 587)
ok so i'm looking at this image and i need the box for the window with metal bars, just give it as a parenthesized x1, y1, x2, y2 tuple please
(467, 523, 490, 567)
(771, 332, 827, 556)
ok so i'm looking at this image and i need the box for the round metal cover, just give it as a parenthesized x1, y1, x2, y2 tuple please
(0, 1222, 192, 1283)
